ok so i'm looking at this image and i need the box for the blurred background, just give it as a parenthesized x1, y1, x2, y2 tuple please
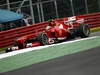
(0, 0, 100, 31)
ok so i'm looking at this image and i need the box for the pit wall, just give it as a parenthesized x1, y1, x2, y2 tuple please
(0, 12, 100, 48)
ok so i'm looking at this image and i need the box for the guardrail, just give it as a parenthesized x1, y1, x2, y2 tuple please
(0, 12, 100, 48)
(0, 22, 49, 48)
(78, 12, 100, 28)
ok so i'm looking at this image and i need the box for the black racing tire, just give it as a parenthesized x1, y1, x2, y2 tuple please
(66, 29, 76, 40)
(77, 24, 90, 38)
(37, 32, 49, 45)
(69, 31, 76, 39)
(5, 48, 13, 53)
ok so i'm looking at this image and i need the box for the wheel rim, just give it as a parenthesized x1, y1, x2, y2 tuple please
(83, 25, 90, 36)
(41, 34, 48, 45)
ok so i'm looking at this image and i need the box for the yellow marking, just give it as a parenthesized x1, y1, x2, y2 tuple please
(90, 27, 100, 32)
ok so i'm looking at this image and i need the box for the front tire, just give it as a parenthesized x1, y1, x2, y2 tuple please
(37, 32, 49, 45)
(5, 48, 13, 53)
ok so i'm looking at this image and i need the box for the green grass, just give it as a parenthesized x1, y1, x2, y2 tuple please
(0, 46, 11, 51)
(91, 28, 100, 32)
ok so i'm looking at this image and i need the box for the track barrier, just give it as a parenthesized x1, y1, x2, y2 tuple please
(0, 12, 100, 48)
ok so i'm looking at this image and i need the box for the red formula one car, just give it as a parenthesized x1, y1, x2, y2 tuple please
(6, 16, 90, 52)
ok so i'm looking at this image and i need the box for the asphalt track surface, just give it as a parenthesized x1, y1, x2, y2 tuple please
(2, 46, 100, 75)
(91, 31, 100, 36)
(1, 31, 100, 75)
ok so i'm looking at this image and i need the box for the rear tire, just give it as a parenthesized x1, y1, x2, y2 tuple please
(77, 24, 90, 38)
(37, 32, 49, 45)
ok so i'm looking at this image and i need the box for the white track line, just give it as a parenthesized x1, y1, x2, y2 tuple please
(0, 36, 98, 60)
